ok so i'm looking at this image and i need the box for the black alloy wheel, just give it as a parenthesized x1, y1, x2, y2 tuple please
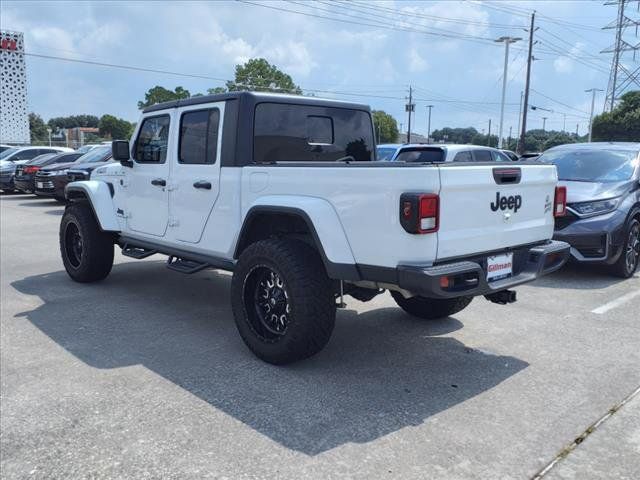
(64, 222, 84, 268)
(624, 219, 640, 274)
(244, 265, 291, 340)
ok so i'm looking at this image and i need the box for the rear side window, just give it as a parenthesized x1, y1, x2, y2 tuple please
(134, 115, 170, 163)
(13, 150, 41, 161)
(453, 151, 473, 162)
(179, 108, 220, 164)
(395, 148, 445, 163)
(253, 103, 374, 162)
(491, 150, 510, 162)
(472, 149, 492, 162)
(56, 153, 82, 163)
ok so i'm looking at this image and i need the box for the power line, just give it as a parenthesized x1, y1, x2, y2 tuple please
(293, 0, 499, 42)
(239, 0, 506, 47)
(339, 0, 527, 29)
(24, 50, 532, 117)
(529, 88, 590, 115)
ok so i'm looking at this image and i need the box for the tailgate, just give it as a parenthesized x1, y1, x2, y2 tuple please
(436, 163, 557, 260)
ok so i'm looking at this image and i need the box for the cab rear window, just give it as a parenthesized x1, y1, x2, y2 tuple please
(394, 148, 444, 163)
(253, 103, 375, 162)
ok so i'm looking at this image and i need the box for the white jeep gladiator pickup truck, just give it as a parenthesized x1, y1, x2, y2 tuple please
(59, 92, 570, 364)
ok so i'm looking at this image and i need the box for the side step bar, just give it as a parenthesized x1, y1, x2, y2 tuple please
(122, 243, 158, 259)
(166, 256, 209, 274)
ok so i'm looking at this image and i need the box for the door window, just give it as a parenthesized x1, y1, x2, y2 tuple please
(134, 115, 170, 163)
(179, 109, 220, 164)
(452, 151, 473, 162)
(472, 149, 492, 162)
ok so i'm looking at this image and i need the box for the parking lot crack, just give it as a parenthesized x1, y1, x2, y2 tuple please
(530, 385, 640, 479)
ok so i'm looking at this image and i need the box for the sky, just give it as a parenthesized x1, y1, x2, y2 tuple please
(1, 0, 622, 138)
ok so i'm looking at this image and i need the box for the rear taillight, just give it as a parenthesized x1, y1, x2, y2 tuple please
(23, 166, 40, 174)
(400, 193, 439, 234)
(554, 186, 567, 217)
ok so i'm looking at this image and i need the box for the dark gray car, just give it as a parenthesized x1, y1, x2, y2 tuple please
(539, 142, 640, 277)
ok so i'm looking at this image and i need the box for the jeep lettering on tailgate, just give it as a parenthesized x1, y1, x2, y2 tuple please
(491, 192, 522, 213)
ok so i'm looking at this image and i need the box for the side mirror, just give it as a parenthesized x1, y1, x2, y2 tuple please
(112, 140, 133, 167)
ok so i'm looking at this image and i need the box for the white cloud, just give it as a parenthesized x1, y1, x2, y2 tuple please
(260, 41, 317, 77)
(408, 48, 428, 73)
(553, 42, 586, 75)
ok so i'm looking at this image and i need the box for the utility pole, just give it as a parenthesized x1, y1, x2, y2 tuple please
(576, 123, 579, 137)
(562, 113, 566, 133)
(426, 105, 434, 144)
(586, 88, 604, 142)
(515, 91, 523, 152)
(405, 86, 415, 143)
(519, 11, 536, 154)
(542, 117, 548, 131)
(495, 36, 521, 149)
(487, 119, 492, 146)
(508, 126, 512, 148)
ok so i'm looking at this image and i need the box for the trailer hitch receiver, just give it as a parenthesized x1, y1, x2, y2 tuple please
(484, 289, 517, 305)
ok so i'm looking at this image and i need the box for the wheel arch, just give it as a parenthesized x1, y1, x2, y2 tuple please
(234, 201, 359, 281)
(65, 181, 120, 232)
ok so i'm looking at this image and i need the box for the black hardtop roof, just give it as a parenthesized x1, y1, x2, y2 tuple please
(142, 91, 371, 114)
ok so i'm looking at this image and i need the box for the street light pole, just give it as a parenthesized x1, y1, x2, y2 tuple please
(585, 88, 603, 142)
(495, 36, 521, 149)
(426, 105, 433, 144)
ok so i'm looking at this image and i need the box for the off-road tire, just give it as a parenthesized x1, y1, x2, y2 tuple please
(610, 217, 640, 278)
(231, 238, 336, 365)
(391, 291, 473, 319)
(60, 202, 114, 282)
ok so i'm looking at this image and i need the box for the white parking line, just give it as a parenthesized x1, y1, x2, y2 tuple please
(591, 290, 640, 315)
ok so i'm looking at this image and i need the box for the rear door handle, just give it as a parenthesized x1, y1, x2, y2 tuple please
(193, 180, 212, 190)
(151, 178, 166, 187)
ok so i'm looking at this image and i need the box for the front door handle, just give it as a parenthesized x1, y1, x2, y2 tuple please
(151, 178, 166, 187)
(193, 180, 212, 190)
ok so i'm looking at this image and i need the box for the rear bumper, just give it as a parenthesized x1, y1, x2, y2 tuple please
(0, 174, 15, 190)
(396, 240, 570, 299)
(14, 176, 35, 192)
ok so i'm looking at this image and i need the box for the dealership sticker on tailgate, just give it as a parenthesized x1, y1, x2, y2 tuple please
(487, 253, 513, 281)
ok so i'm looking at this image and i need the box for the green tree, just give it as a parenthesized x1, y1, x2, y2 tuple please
(207, 86, 227, 95)
(226, 58, 301, 94)
(29, 113, 49, 143)
(372, 110, 399, 143)
(542, 132, 577, 150)
(99, 114, 134, 140)
(431, 127, 478, 144)
(48, 115, 99, 132)
(592, 90, 640, 141)
(137, 85, 191, 109)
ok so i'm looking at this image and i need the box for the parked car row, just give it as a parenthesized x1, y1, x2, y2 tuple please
(375, 141, 639, 278)
(376, 143, 538, 163)
(0, 145, 113, 201)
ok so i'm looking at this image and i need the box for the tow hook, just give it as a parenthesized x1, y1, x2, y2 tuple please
(484, 289, 517, 305)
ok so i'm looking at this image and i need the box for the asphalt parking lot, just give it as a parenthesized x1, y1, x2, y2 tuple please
(1, 193, 638, 479)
